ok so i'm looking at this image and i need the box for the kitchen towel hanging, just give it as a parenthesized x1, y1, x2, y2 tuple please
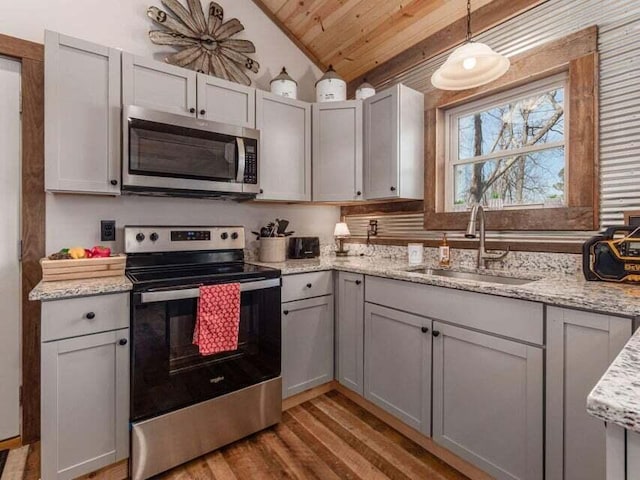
(193, 283, 241, 355)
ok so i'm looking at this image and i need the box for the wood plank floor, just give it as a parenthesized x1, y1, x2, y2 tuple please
(15, 391, 469, 480)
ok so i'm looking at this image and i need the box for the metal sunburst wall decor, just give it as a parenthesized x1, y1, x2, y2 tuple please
(147, 0, 259, 85)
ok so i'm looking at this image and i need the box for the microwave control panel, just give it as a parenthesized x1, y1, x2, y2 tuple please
(244, 139, 258, 184)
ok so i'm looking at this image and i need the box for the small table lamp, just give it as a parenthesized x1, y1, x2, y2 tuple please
(334, 222, 350, 257)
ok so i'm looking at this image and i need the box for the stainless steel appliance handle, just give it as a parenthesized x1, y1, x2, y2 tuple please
(140, 278, 280, 304)
(236, 137, 246, 183)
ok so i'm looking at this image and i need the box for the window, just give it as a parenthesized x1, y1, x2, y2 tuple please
(445, 74, 567, 211)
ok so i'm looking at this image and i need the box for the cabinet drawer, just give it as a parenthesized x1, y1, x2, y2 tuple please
(42, 293, 129, 342)
(282, 271, 333, 303)
(365, 276, 543, 345)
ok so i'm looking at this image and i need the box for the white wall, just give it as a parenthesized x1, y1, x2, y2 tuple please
(46, 194, 339, 253)
(0, 0, 322, 100)
(0, 0, 340, 253)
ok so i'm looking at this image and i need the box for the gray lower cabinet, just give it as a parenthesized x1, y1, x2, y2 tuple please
(335, 272, 364, 394)
(312, 101, 363, 202)
(45, 31, 121, 194)
(40, 293, 130, 480)
(256, 91, 312, 201)
(282, 295, 334, 398)
(364, 303, 431, 435)
(41, 329, 129, 480)
(432, 321, 543, 480)
(546, 307, 632, 480)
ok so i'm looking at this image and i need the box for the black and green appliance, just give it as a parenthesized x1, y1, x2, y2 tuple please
(583, 226, 640, 283)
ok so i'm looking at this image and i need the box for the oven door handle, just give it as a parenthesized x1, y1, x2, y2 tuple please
(139, 278, 280, 304)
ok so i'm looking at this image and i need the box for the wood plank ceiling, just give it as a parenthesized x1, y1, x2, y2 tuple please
(252, 0, 496, 82)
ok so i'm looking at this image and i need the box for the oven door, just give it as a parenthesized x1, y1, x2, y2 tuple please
(122, 106, 259, 194)
(131, 278, 281, 422)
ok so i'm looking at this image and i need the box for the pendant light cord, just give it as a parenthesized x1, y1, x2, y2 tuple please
(466, 0, 472, 42)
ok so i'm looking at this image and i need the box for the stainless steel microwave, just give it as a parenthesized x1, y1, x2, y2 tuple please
(122, 106, 260, 198)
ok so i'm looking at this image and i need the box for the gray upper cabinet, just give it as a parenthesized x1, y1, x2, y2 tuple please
(41, 329, 129, 480)
(312, 101, 363, 202)
(432, 321, 543, 480)
(256, 91, 312, 201)
(546, 307, 632, 480)
(122, 53, 197, 116)
(364, 84, 424, 201)
(282, 295, 334, 398)
(364, 303, 431, 435)
(197, 73, 255, 128)
(45, 31, 121, 194)
(336, 272, 364, 395)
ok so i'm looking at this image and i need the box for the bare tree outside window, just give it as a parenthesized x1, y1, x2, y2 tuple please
(446, 75, 566, 211)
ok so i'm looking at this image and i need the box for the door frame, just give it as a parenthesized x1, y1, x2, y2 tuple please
(0, 33, 45, 445)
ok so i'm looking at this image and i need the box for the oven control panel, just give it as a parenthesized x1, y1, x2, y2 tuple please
(124, 226, 245, 254)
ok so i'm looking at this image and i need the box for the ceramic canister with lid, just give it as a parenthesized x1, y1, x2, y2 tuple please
(355, 79, 376, 100)
(270, 67, 298, 99)
(316, 65, 346, 102)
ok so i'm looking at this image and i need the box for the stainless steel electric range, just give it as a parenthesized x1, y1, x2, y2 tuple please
(124, 226, 282, 480)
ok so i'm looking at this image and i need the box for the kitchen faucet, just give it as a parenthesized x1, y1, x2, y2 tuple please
(465, 204, 509, 269)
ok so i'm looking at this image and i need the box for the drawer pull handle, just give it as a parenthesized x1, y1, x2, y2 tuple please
(355, 280, 362, 285)
(85, 312, 96, 320)
(283, 310, 289, 315)
(306, 283, 312, 288)
(118, 338, 128, 346)
(432, 330, 441, 337)
(421, 327, 429, 333)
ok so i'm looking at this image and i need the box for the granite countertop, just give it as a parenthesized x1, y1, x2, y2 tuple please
(29, 276, 133, 301)
(249, 256, 640, 317)
(587, 327, 640, 433)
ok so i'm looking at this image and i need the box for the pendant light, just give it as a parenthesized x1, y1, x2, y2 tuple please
(431, 0, 510, 90)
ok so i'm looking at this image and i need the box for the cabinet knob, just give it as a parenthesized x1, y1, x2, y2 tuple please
(355, 280, 362, 285)
(259, 189, 264, 194)
(110, 179, 118, 186)
(432, 330, 441, 337)
(283, 310, 289, 315)
(421, 326, 429, 333)
(85, 312, 95, 320)
(200, 109, 206, 115)
(390, 186, 396, 192)
(189, 107, 196, 114)
(356, 191, 362, 196)
(118, 338, 128, 346)
(306, 283, 312, 288)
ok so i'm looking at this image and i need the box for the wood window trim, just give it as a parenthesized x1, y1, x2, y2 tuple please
(424, 26, 599, 231)
(0, 34, 45, 445)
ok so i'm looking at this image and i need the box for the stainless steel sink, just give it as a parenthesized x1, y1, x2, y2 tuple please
(406, 267, 536, 286)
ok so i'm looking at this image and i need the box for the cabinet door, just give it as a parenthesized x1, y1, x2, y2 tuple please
(41, 329, 129, 480)
(432, 322, 543, 480)
(256, 91, 312, 201)
(45, 31, 121, 194)
(122, 53, 196, 116)
(336, 273, 364, 394)
(282, 296, 334, 398)
(364, 303, 431, 435)
(312, 101, 363, 201)
(196, 73, 255, 127)
(364, 88, 398, 200)
(546, 307, 631, 480)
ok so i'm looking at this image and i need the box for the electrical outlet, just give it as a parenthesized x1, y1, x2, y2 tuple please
(100, 220, 116, 242)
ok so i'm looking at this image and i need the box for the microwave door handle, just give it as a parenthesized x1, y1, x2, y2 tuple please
(140, 278, 280, 304)
(236, 137, 246, 183)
